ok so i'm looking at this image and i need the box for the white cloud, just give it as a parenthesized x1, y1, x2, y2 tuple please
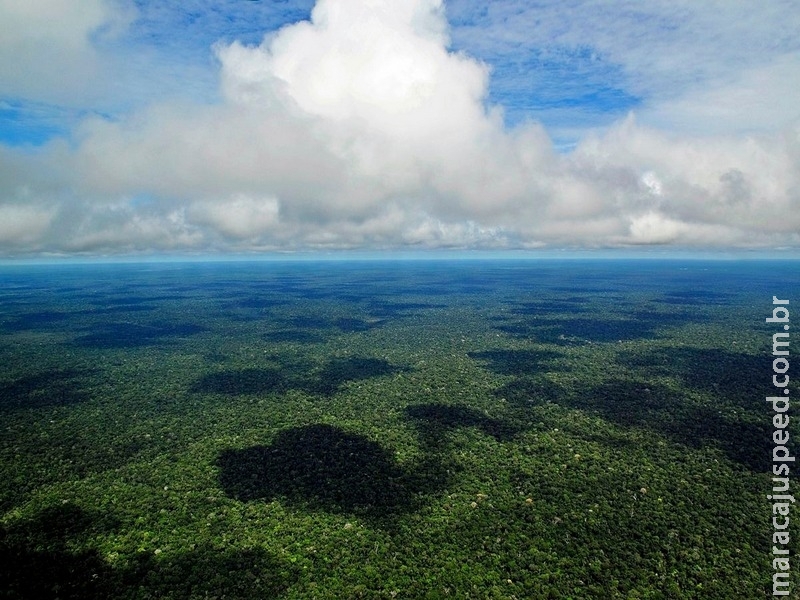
(0, 202, 56, 246)
(627, 212, 686, 245)
(189, 194, 280, 240)
(640, 55, 800, 135)
(569, 115, 800, 245)
(447, 0, 800, 139)
(0, 0, 798, 256)
(0, 0, 133, 105)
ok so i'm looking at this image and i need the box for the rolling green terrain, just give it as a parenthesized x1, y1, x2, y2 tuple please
(0, 259, 797, 599)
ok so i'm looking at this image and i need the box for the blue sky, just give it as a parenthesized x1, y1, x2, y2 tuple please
(1, 0, 645, 149)
(0, 0, 798, 256)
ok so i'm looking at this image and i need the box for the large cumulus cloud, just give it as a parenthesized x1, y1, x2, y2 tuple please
(1, 0, 798, 256)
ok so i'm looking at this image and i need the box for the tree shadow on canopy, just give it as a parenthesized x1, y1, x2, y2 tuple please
(494, 375, 773, 472)
(216, 424, 448, 524)
(0, 503, 296, 599)
(0, 368, 96, 410)
(73, 321, 206, 349)
(404, 403, 522, 450)
(193, 356, 408, 399)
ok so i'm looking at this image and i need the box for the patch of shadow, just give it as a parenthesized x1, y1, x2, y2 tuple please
(494, 322, 593, 346)
(56, 433, 152, 480)
(193, 356, 408, 399)
(492, 321, 553, 339)
(192, 368, 286, 396)
(264, 330, 326, 344)
(498, 375, 774, 472)
(0, 503, 296, 599)
(306, 357, 406, 396)
(120, 545, 298, 599)
(494, 311, 700, 345)
(492, 376, 563, 407)
(0, 503, 118, 600)
(618, 347, 770, 404)
(279, 315, 332, 329)
(216, 424, 444, 520)
(0, 369, 93, 410)
(283, 288, 337, 300)
(100, 295, 174, 306)
(2, 310, 72, 332)
(334, 317, 385, 333)
(82, 304, 157, 315)
(73, 322, 206, 349)
(402, 284, 452, 296)
(335, 293, 378, 303)
(576, 379, 774, 472)
(405, 403, 521, 446)
(0, 297, 29, 310)
(539, 317, 667, 344)
(510, 299, 588, 316)
(227, 295, 288, 310)
(550, 286, 617, 294)
(468, 349, 562, 376)
(0, 430, 151, 513)
(560, 379, 688, 427)
(657, 289, 733, 306)
(204, 350, 229, 364)
(366, 300, 443, 318)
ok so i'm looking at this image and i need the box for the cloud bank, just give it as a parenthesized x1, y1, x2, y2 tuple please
(0, 0, 798, 256)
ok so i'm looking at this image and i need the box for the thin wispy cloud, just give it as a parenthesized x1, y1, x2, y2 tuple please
(447, 0, 800, 139)
(0, 0, 797, 257)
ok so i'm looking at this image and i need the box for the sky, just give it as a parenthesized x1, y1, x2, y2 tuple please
(0, 0, 799, 258)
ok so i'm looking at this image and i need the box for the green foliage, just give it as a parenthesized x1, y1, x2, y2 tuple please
(0, 260, 797, 598)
